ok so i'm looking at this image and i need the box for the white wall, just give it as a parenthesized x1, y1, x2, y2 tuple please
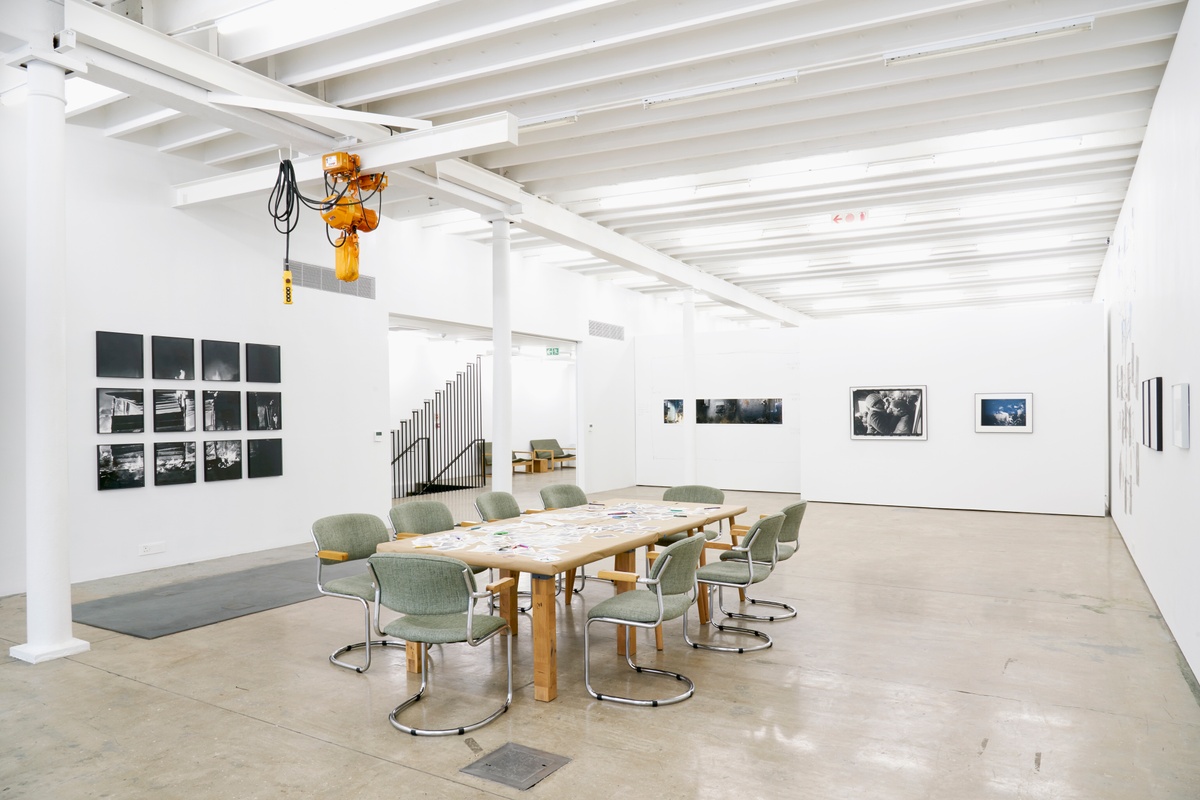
(0, 123, 391, 595)
(1095, 2, 1200, 673)
(636, 303, 1107, 516)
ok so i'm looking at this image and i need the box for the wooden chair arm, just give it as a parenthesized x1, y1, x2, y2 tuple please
(704, 542, 733, 551)
(730, 524, 750, 534)
(647, 551, 660, 565)
(393, 531, 423, 540)
(485, 577, 515, 594)
(597, 570, 640, 584)
(316, 549, 349, 561)
(458, 521, 479, 527)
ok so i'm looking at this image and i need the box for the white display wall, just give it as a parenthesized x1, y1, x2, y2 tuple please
(636, 302, 1107, 516)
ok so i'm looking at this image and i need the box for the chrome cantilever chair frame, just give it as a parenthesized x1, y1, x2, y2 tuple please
(724, 500, 806, 621)
(311, 513, 403, 673)
(684, 513, 785, 654)
(369, 554, 513, 736)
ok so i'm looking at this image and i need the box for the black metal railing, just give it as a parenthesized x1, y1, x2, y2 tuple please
(391, 357, 485, 499)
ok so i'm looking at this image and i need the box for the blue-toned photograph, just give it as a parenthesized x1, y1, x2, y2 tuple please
(976, 393, 1033, 433)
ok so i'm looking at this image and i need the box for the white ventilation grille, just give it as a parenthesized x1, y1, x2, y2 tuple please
(286, 260, 376, 300)
(588, 320, 625, 341)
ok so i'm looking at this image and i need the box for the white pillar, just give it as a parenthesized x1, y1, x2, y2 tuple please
(10, 55, 90, 663)
(490, 218, 514, 496)
(681, 291, 698, 484)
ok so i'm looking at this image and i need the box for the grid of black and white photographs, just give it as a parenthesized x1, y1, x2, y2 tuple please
(695, 398, 783, 424)
(247, 392, 282, 431)
(154, 442, 197, 486)
(97, 388, 144, 434)
(248, 438, 283, 478)
(851, 387, 926, 439)
(97, 443, 145, 490)
(975, 393, 1032, 433)
(93, 329, 281, 492)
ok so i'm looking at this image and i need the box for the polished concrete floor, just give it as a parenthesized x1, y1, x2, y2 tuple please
(3, 473, 1199, 798)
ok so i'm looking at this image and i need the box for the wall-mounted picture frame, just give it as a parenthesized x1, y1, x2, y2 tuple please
(204, 440, 242, 481)
(245, 343, 281, 383)
(663, 399, 684, 423)
(1173, 383, 1190, 449)
(247, 438, 283, 478)
(695, 398, 783, 424)
(247, 391, 282, 431)
(1142, 377, 1163, 451)
(154, 441, 197, 486)
(975, 393, 1032, 433)
(96, 331, 143, 378)
(152, 335, 195, 380)
(851, 386, 926, 439)
(203, 390, 241, 431)
(97, 443, 145, 490)
(97, 388, 144, 434)
(201, 339, 240, 381)
(153, 389, 196, 432)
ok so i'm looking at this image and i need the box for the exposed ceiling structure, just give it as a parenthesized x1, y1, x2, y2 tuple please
(1, 0, 1185, 325)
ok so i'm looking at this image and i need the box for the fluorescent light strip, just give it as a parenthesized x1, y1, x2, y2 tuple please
(884, 17, 1094, 65)
(518, 113, 580, 132)
(643, 71, 798, 109)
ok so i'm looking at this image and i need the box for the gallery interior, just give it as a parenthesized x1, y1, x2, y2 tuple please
(2, 2, 1199, 797)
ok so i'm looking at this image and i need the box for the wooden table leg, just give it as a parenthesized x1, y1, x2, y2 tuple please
(531, 573, 557, 702)
(697, 530, 712, 624)
(563, 567, 576, 597)
(406, 641, 422, 673)
(498, 568, 519, 636)
(613, 549, 636, 657)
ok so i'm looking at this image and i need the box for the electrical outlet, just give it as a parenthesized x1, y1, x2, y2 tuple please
(138, 541, 165, 556)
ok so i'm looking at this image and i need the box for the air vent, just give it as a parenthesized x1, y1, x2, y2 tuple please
(286, 259, 375, 300)
(588, 320, 625, 341)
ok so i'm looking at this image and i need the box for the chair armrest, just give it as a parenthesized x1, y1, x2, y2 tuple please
(704, 542, 734, 551)
(485, 577, 515, 594)
(525, 509, 543, 514)
(730, 524, 750, 535)
(316, 549, 349, 561)
(393, 532, 421, 540)
(597, 570, 641, 584)
(458, 521, 479, 527)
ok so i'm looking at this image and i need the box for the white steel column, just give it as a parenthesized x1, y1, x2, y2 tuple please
(681, 291, 698, 484)
(490, 218, 514, 496)
(10, 53, 90, 662)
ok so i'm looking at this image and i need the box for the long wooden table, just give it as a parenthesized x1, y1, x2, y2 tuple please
(376, 498, 745, 701)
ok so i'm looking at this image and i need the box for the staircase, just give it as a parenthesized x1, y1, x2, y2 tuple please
(391, 358, 485, 499)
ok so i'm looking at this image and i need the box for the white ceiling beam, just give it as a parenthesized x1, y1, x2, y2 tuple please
(264, 0, 634, 87)
(171, 112, 519, 206)
(429, 160, 808, 326)
(65, 0, 390, 144)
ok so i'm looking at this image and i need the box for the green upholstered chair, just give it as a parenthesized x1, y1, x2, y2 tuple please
(684, 512, 785, 653)
(539, 483, 590, 594)
(310, 513, 403, 673)
(724, 500, 806, 619)
(584, 533, 706, 706)
(657, 484, 726, 546)
(389, 500, 488, 577)
(529, 438, 575, 470)
(474, 490, 521, 522)
(367, 553, 513, 736)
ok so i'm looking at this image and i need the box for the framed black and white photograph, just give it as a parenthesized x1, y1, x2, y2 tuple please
(97, 443, 145, 490)
(1142, 377, 1163, 451)
(204, 440, 242, 481)
(96, 331, 143, 378)
(97, 388, 144, 434)
(201, 339, 240, 381)
(152, 335, 195, 380)
(695, 398, 783, 424)
(975, 393, 1032, 433)
(154, 442, 197, 486)
(663, 399, 684, 423)
(203, 390, 241, 431)
(247, 438, 283, 478)
(247, 391, 282, 431)
(851, 387, 926, 439)
(153, 389, 196, 432)
(1173, 383, 1190, 449)
(245, 343, 281, 383)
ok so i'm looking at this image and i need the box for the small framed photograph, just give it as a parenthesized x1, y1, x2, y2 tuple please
(152, 335, 195, 380)
(154, 442, 197, 486)
(97, 443, 145, 490)
(663, 399, 684, 423)
(247, 391, 281, 431)
(96, 331, 143, 378)
(153, 389, 196, 432)
(247, 438, 283, 478)
(203, 390, 241, 431)
(975, 393, 1033, 433)
(245, 343, 281, 383)
(851, 387, 926, 439)
(204, 440, 242, 482)
(97, 388, 144, 434)
(201, 339, 240, 381)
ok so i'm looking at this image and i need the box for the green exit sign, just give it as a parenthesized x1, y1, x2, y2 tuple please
(546, 347, 560, 356)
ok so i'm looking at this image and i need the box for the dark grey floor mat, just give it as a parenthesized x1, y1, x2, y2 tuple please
(72, 558, 354, 639)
